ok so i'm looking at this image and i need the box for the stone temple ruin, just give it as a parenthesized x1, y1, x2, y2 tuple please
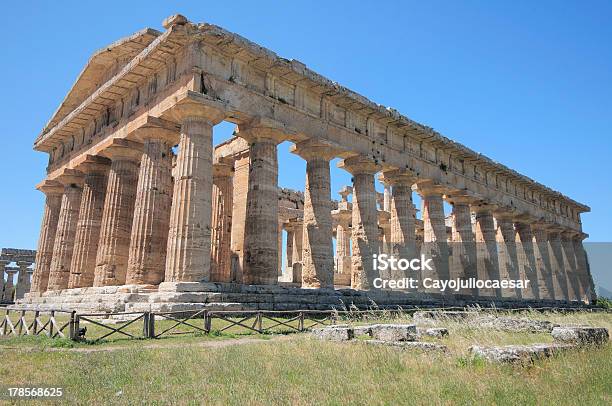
(18, 14, 596, 312)
(1, 249, 36, 303)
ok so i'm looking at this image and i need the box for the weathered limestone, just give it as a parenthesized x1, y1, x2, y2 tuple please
(532, 223, 555, 300)
(165, 105, 225, 283)
(561, 232, 580, 301)
(370, 324, 418, 342)
(288, 218, 304, 283)
(15, 262, 32, 300)
(572, 234, 595, 303)
(230, 153, 250, 282)
(3, 269, 16, 301)
(93, 140, 142, 287)
(380, 170, 417, 281)
(447, 195, 477, 295)
(551, 326, 609, 346)
(470, 344, 574, 364)
(0, 260, 8, 298)
(338, 156, 381, 290)
(236, 120, 286, 285)
(126, 123, 176, 286)
(515, 222, 540, 300)
(291, 140, 336, 289)
(415, 183, 449, 293)
(210, 162, 234, 282)
(68, 156, 111, 288)
(312, 325, 354, 341)
(31, 180, 64, 293)
(547, 228, 570, 301)
(473, 204, 500, 297)
(495, 211, 521, 299)
(47, 170, 85, 291)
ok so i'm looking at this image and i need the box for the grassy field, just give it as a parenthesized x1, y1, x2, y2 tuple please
(0, 311, 610, 405)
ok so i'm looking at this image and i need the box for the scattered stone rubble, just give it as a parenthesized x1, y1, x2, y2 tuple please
(413, 311, 557, 333)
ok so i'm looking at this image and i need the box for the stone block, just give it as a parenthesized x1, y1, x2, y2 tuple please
(370, 324, 417, 342)
(312, 325, 354, 341)
(469, 344, 574, 364)
(418, 327, 449, 338)
(551, 326, 609, 346)
(365, 340, 447, 352)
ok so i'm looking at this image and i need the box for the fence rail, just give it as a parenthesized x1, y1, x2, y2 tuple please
(0, 305, 609, 342)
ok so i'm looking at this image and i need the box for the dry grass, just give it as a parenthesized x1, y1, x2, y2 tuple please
(0, 311, 610, 405)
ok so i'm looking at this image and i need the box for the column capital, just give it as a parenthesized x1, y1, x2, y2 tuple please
(338, 186, 353, 202)
(75, 155, 112, 175)
(165, 95, 226, 125)
(55, 168, 85, 187)
(471, 201, 499, 214)
(379, 169, 417, 186)
(337, 155, 381, 175)
(213, 162, 234, 178)
(132, 116, 181, 145)
(413, 180, 447, 197)
(236, 117, 293, 144)
(36, 179, 64, 196)
(378, 210, 391, 227)
(289, 139, 340, 161)
(100, 139, 144, 162)
(445, 190, 480, 206)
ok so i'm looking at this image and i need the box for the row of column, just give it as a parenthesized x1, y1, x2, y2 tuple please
(0, 261, 33, 301)
(31, 110, 593, 303)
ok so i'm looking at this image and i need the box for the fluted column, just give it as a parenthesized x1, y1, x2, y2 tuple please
(561, 231, 580, 302)
(531, 223, 555, 300)
(285, 228, 294, 273)
(93, 140, 142, 287)
(165, 106, 225, 283)
(573, 233, 595, 303)
(230, 153, 250, 282)
(495, 212, 521, 299)
(289, 218, 304, 283)
(472, 204, 500, 298)
(47, 170, 85, 291)
(0, 260, 8, 298)
(210, 162, 234, 282)
(548, 228, 569, 301)
(3, 270, 16, 302)
(15, 262, 32, 300)
(68, 156, 111, 288)
(30, 180, 64, 293)
(334, 213, 352, 278)
(447, 195, 477, 295)
(380, 170, 417, 281)
(236, 122, 286, 285)
(338, 156, 380, 290)
(515, 221, 539, 300)
(291, 140, 336, 288)
(415, 182, 450, 293)
(126, 127, 176, 286)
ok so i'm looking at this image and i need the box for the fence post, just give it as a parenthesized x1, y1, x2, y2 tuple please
(33, 310, 40, 335)
(299, 312, 304, 332)
(143, 312, 155, 339)
(68, 311, 77, 340)
(203, 310, 210, 334)
(18, 310, 26, 335)
(257, 312, 263, 333)
(1, 308, 8, 336)
(49, 310, 55, 337)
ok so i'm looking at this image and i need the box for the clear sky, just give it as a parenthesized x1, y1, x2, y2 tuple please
(1, 2, 610, 287)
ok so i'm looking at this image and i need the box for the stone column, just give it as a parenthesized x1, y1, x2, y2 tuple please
(531, 222, 555, 300)
(0, 260, 8, 299)
(515, 221, 539, 300)
(447, 195, 477, 295)
(47, 170, 85, 291)
(15, 262, 32, 300)
(230, 153, 250, 282)
(291, 140, 336, 289)
(547, 228, 569, 301)
(472, 204, 500, 298)
(380, 170, 417, 281)
(289, 218, 304, 283)
(3, 270, 16, 302)
(93, 140, 142, 287)
(561, 231, 580, 302)
(383, 184, 392, 212)
(495, 211, 521, 299)
(334, 212, 352, 281)
(126, 127, 176, 287)
(285, 227, 294, 274)
(236, 122, 286, 285)
(68, 156, 111, 288)
(210, 162, 233, 282)
(573, 233, 596, 303)
(277, 221, 284, 277)
(30, 180, 64, 293)
(338, 156, 380, 290)
(165, 106, 225, 283)
(414, 182, 450, 293)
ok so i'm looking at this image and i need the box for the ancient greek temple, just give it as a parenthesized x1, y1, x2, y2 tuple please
(20, 15, 595, 312)
(1, 249, 36, 303)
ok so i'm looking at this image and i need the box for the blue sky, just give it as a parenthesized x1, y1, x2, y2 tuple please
(1, 2, 610, 286)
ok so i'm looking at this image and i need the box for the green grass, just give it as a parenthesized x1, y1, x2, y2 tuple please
(0, 311, 610, 405)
